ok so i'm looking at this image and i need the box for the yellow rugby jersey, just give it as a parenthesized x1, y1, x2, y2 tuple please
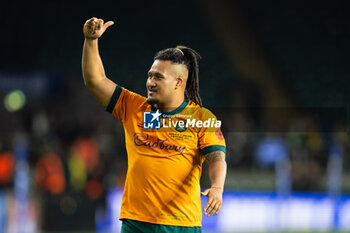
(106, 85, 226, 227)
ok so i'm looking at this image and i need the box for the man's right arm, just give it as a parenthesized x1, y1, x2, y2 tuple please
(82, 17, 116, 108)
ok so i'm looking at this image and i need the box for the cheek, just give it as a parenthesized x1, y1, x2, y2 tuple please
(157, 79, 176, 95)
(164, 80, 177, 90)
(163, 84, 174, 95)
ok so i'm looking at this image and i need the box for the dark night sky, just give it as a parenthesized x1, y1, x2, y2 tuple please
(1, 0, 349, 106)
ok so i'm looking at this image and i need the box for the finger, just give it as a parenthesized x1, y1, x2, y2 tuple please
(96, 19, 103, 30)
(85, 19, 94, 29)
(204, 198, 214, 215)
(210, 201, 221, 216)
(86, 17, 96, 24)
(91, 22, 96, 34)
(90, 18, 98, 33)
(214, 202, 222, 216)
(200, 189, 209, 196)
(207, 200, 220, 217)
(90, 17, 98, 25)
(207, 202, 217, 217)
(104, 21, 114, 29)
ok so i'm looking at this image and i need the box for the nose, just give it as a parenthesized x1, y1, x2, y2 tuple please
(147, 77, 157, 88)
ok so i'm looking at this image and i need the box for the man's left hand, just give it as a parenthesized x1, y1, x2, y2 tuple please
(201, 187, 223, 217)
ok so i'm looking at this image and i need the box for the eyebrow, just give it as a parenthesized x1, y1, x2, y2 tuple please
(148, 71, 164, 77)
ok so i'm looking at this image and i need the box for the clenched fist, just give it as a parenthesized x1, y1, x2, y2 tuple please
(83, 17, 114, 40)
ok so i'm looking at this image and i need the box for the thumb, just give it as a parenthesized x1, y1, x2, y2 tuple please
(200, 189, 210, 196)
(104, 21, 115, 29)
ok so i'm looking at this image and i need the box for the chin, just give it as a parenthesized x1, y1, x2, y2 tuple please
(147, 97, 159, 105)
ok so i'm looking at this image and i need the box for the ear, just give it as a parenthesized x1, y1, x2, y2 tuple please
(175, 76, 184, 90)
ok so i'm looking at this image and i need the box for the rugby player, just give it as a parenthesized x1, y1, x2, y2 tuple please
(82, 17, 227, 233)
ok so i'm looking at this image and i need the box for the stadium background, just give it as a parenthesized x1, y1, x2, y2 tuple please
(0, 0, 349, 232)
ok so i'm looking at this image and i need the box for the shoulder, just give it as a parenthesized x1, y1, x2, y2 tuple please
(186, 101, 218, 120)
(120, 87, 147, 102)
(107, 86, 147, 111)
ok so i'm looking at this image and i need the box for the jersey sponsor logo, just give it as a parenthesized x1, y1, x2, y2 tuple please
(143, 110, 161, 129)
(133, 133, 186, 154)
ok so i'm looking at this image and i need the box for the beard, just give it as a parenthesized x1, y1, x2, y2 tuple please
(146, 97, 159, 105)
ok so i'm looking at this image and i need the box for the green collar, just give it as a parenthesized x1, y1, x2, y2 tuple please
(161, 99, 188, 117)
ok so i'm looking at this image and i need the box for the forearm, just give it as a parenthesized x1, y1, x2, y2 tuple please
(81, 18, 116, 107)
(202, 151, 227, 217)
(208, 160, 227, 188)
(82, 39, 107, 87)
(81, 38, 116, 107)
(204, 150, 227, 189)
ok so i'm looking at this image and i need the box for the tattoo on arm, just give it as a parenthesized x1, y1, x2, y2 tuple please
(204, 151, 226, 164)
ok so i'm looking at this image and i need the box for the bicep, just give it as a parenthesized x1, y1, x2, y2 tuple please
(86, 76, 117, 108)
(204, 150, 226, 164)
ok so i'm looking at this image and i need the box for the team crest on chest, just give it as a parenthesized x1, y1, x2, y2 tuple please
(175, 121, 187, 132)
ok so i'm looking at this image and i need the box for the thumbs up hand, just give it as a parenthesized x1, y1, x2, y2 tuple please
(83, 17, 114, 40)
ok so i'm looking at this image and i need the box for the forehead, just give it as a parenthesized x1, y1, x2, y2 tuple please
(148, 60, 175, 75)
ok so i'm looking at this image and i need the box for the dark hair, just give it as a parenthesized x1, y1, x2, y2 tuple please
(154, 45, 202, 107)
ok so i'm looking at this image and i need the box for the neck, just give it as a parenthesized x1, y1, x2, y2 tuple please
(156, 95, 185, 113)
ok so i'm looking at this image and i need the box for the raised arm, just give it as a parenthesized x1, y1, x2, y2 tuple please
(201, 150, 227, 217)
(82, 17, 117, 108)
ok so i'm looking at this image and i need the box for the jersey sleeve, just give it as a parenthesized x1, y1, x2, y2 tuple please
(106, 85, 146, 123)
(198, 108, 226, 155)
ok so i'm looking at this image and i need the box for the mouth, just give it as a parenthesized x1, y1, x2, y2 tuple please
(148, 89, 157, 95)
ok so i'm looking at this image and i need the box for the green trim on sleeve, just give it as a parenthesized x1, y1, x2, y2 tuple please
(201, 145, 226, 155)
(106, 85, 123, 113)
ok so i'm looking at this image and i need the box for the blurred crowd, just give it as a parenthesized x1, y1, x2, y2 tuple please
(0, 75, 349, 230)
(1, 76, 349, 192)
